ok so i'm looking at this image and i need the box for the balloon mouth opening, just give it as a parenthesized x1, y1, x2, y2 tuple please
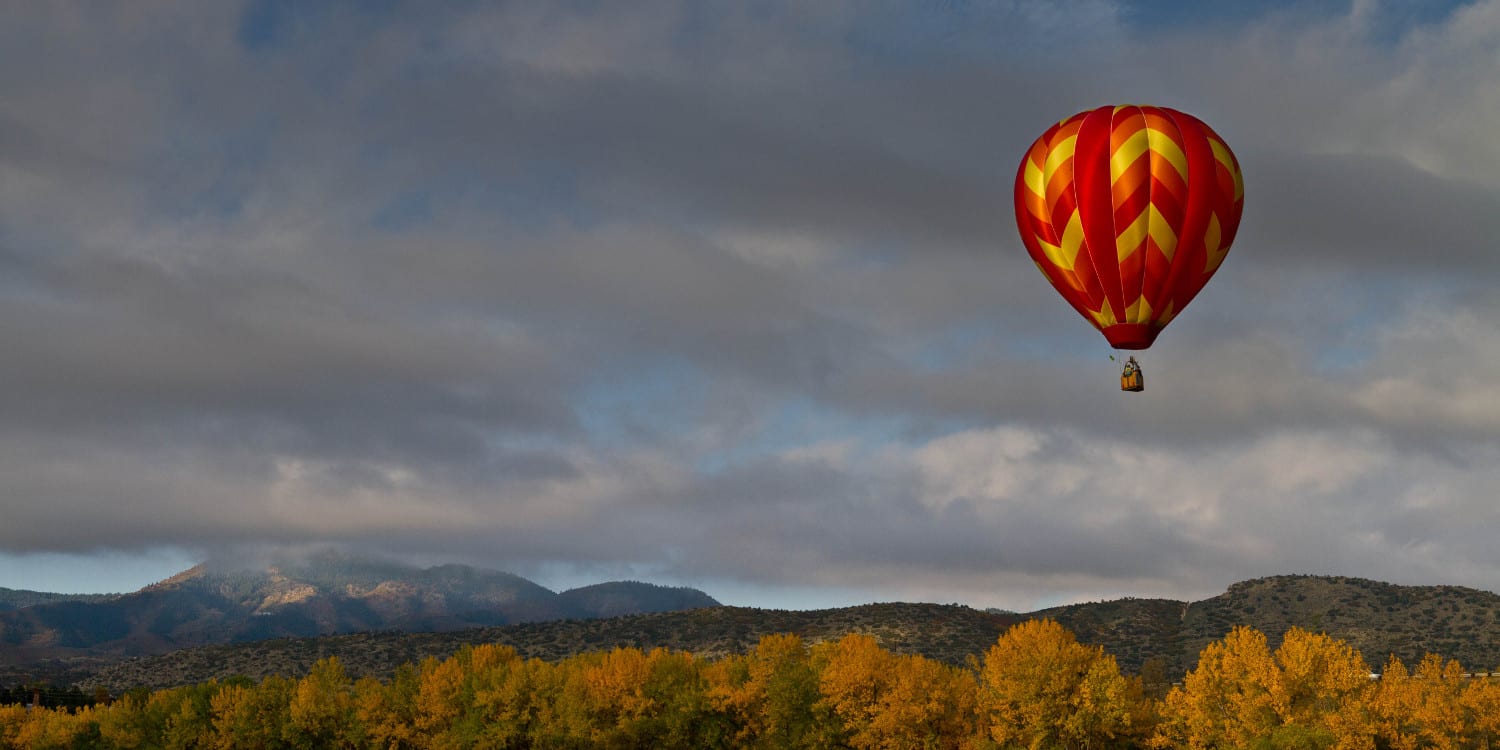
(1103, 324, 1160, 350)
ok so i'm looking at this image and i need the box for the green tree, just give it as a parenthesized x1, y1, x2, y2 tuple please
(96, 688, 169, 749)
(708, 633, 839, 749)
(162, 682, 223, 750)
(471, 654, 567, 749)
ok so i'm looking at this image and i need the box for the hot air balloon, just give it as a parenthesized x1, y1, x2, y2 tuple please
(1014, 105, 1243, 391)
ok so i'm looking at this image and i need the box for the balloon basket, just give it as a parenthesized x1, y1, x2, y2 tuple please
(1120, 357, 1144, 392)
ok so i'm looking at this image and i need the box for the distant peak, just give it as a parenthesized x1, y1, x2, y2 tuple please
(145, 564, 208, 590)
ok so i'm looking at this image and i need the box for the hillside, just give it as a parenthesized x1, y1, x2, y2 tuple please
(1040, 575, 1500, 674)
(0, 588, 116, 612)
(556, 581, 720, 619)
(82, 603, 1015, 692)
(75, 575, 1500, 692)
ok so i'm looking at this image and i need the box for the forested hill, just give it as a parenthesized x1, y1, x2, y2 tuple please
(85, 603, 1016, 692)
(79, 575, 1500, 692)
(1036, 575, 1500, 677)
(0, 588, 116, 612)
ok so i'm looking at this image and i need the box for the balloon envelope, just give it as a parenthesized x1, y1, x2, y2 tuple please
(1014, 105, 1244, 349)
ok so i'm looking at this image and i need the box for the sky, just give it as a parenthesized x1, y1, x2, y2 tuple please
(3, 0, 1500, 613)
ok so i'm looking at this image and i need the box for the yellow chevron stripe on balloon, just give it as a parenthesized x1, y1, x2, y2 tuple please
(1116, 206, 1149, 262)
(1023, 158, 1045, 201)
(1089, 298, 1118, 328)
(1209, 137, 1243, 201)
(1040, 210, 1085, 272)
(1042, 135, 1077, 189)
(1203, 213, 1227, 273)
(1110, 126, 1150, 189)
(1115, 204, 1177, 263)
(1146, 127, 1188, 182)
(1148, 209, 1178, 261)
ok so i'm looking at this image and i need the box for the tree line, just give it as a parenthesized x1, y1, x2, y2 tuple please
(1, 619, 1498, 748)
(0, 686, 98, 713)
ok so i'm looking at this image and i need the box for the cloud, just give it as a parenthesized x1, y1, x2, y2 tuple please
(3, 0, 1500, 609)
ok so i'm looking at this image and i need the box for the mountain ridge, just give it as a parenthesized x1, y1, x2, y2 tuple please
(8, 571, 1500, 692)
(0, 588, 117, 613)
(66, 573, 1500, 693)
(0, 553, 718, 685)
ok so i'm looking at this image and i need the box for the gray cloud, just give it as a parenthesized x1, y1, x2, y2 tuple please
(3, 0, 1500, 609)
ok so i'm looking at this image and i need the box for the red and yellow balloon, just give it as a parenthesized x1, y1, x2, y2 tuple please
(1014, 105, 1244, 349)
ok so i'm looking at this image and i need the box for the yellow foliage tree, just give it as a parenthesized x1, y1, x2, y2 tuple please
(28, 619, 1500, 750)
(1460, 668, 1500, 748)
(209, 676, 294, 750)
(871, 652, 980, 749)
(355, 665, 423, 750)
(8, 703, 98, 750)
(1271, 627, 1371, 727)
(286, 656, 358, 748)
(95, 688, 174, 749)
(1154, 626, 1372, 750)
(414, 654, 468, 746)
(0, 704, 26, 748)
(980, 618, 1150, 749)
(814, 633, 895, 747)
(1368, 653, 1474, 750)
(567, 646, 657, 743)
(1155, 626, 1279, 748)
(814, 633, 980, 750)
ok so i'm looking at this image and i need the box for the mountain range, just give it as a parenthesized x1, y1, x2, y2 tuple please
(5, 562, 1500, 693)
(74, 575, 1500, 694)
(0, 552, 717, 685)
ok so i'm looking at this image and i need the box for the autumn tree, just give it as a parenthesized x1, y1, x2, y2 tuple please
(1368, 653, 1476, 750)
(1269, 626, 1372, 747)
(555, 646, 656, 745)
(161, 682, 223, 750)
(7, 703, 102, 750)
(538, 645, 727, 748)
(471, 654, 569, 748)
(209, 675, 294, 749)
(979, 618, 1152, 749)
(1154, 626, 1372, 750)
(813, 633, 894, 748)
(814, 632, 980, 749)
(355, 665, 422, 750)
(286, 656, 358, 748)
(413, 653, 468, 746)
(0, 704, 26, 749)
(707, 633, 838, 749)
(1460, 666, 1500, 748)
(635, 648, 731, 747)
(95, 687, 175, 749)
